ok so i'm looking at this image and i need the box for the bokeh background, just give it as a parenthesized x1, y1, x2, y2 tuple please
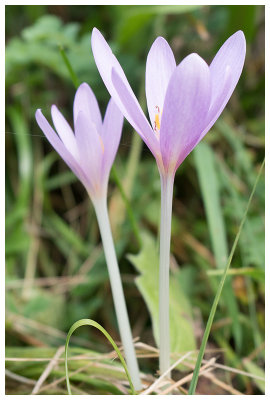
(5, 4, 265, 395)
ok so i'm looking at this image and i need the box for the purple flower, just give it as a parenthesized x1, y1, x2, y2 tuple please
(91, 28, 246, 177)
(35, 82, 123, 201)
(36, 84, 142, 389)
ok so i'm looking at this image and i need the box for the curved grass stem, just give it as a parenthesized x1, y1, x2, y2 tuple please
(65, 318, 137, 395)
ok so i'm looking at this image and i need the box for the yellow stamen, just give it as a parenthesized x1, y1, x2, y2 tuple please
(155, 113, 161, 131)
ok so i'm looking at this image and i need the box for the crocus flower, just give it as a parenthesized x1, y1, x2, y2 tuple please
(91, 28, 246, 376)
(91, 29, 246, 177)
(35, 82, 142, 390)
(35, 82, 123, 204)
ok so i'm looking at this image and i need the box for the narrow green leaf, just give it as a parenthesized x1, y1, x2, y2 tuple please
(194, 142, 228, 267)
(7, 107, 33, 207)
(59, 45, 80, 88)
(194, 141, 242, 351)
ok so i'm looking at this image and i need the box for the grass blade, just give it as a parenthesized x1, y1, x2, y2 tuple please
(65, 318, 136, 395)
(59, 46, 80, 88)
(188, 158, 264, 395)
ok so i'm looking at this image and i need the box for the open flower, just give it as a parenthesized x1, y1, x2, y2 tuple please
(91, 28, 246, 177)
(35, 82, 123, 202)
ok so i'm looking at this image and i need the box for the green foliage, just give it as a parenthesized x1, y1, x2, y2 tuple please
(6, 15, 92, 86)
(128, 232, 196, 355)
(188, 159, 264, 394)
(114, 5, 202, 46)
(194, 142, 242, 351)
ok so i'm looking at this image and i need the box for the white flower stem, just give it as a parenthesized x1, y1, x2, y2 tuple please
(159, 173, 174, 378)
(94, 196, 142, 391)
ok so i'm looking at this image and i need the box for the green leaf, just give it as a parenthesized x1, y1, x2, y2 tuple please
(226, 5, 258, 42)
(115, 5, 202, 46)
(128, 231, 196, 356)
(6, 107, 33, 208)
(194, 141, 242, 351)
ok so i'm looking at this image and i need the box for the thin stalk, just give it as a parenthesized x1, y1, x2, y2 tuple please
(159, 173, 175, 377)
(93, 196, 142, 391)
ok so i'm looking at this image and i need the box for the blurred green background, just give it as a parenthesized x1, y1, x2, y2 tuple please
(5, 4, 265, 395)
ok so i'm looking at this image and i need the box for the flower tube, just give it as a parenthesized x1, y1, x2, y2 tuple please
(91, 28, 246, 376)
(36, 82, 142, 390)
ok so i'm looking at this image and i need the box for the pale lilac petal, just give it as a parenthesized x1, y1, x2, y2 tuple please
(198, 30, 246, 142)
(101, 98, 123, 179)
(91, 28, 136, 110)
(73, 82, 102, 132)
(160, 54, 211, 172)
(145, 36, 176, 128)
(91, 28, 155, 151)
(51, 105, 78, 159)
(35, 109, 92, 191)
(111, 68, 160, 158)
(74, 111, 103, 188)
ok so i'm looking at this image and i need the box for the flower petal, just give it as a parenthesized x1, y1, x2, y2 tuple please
(91, 28, 135, 110)
(145, 36, 176, 128)
(73, 82, 102, 132)
(74, 111, 104, 190)
(160, 53, 211, 172)
(111, 68, 160, 158)
(101, 98, 123, 179)
(91, 28, 156, 152)
(198, 30, 246, 142)
(35, 109, 91, 191)
(51, 105, 78, 159)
